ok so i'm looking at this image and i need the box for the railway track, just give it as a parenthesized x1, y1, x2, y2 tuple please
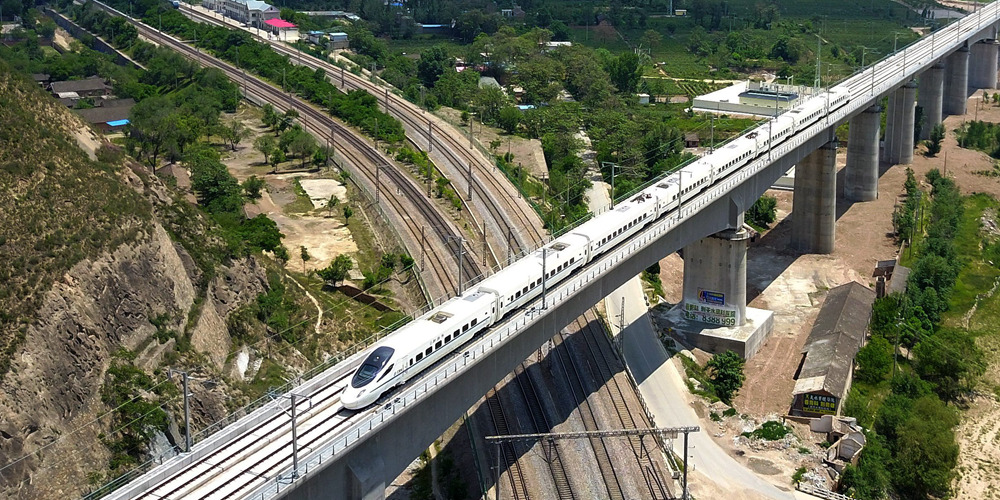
(576, 312, 672, 499)
(550, 330, 627, 500)
(178, 5, 546, 261)
(135, 374, 353, 499)
(512, 364, 575, 500)
(485, 388, 530, 500)
(112, 11, 487, 299)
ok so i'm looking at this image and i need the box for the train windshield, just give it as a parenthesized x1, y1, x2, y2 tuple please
(351, 346, 395, 388)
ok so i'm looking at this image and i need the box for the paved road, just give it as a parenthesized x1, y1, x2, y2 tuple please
(605, 282, 797, 500)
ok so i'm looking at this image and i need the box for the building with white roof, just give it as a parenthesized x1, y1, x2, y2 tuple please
(202, 0, 279, 28)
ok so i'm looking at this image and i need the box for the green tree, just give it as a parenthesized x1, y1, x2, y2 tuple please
(706, 350, 745, 404)
(221, 119, 251, 151)
(254, 134, 276, 164)
(746, 194, 778, 228)
(262, 103, 278, 130)
(317, 254, 353, 286)
(498, 106, 521, 135)
(838, 432, 891, 499)
(270, 149, 285, 173)
(914, 328, 984, 401)
(289, 131, 317, 166)
(925, 124, 945, 156)
(890, 396, 959, 498)
(640, 29, 662, 51)
(606, 52, 643, 94)
(242, 175, 265, 201)
(342, 205, 353, 223)
(856, 336, 892, 384)
(417, 46, 452, 88)
(127, 95, 175, 169)
(300, 245, 310, 273)
(326, 194, 339, 217)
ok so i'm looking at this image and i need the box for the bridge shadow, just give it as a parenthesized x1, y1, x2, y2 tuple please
(746, 159, 893, 302)
(417, 317, 652, 499)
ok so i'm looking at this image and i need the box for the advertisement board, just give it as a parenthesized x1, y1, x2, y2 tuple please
(698, 289, 726, 306)
(683, 301, 739, 327)
(802, 393, 838, 415)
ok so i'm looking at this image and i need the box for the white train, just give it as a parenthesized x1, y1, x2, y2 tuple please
(342, 85, 852, 409)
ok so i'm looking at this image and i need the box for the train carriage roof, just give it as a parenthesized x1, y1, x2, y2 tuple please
(381, 291, 496, 354)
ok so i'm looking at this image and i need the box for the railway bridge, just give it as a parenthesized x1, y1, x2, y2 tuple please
(102, 4, 1000, 499)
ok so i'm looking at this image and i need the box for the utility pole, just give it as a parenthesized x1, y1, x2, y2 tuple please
(467, 162, 473, 201)
(541, 247, 548, 309)
(420, 226, 426, 270)
(428, 121, 433, 153)
(168, 369, 192, 453)
(291, 393, 299, 477)
(376, 165, 382, 204)
(457, 239, 465, 296)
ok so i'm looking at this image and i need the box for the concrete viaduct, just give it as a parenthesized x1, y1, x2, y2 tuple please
(104, 4, 1000, 500)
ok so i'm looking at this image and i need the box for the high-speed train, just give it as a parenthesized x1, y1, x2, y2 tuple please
(342, 85, 852, 409)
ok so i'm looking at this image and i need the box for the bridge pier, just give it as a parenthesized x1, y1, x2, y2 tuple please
(681, 218, 749, 328)
(673, 214, 774, 359)
(944, 44, 970, 116)
(917, 62, 945, 140)
(884, 80, 917, 165)
(970, 39, 999, 90)
(845, 105, 880, 202)
(791, 140, 837, 254)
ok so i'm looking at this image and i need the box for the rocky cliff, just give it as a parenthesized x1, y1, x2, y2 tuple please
(0, 58, 267, 498)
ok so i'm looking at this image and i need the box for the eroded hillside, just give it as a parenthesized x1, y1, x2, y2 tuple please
(0, 60, 268, 498)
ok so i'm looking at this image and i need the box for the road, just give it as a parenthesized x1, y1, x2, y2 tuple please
(605, 280, 798, 500)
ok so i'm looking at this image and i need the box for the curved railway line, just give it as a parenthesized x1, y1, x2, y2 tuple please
(121, 14, 486, 299)
(179, 5, 546, 262)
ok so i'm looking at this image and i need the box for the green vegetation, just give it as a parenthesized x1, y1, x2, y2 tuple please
(746, 194, 777, 230)
(742, 420, 790, 441)
(641, 262, 664, 298)
(955, 120, 1000, 157)
(842, 170, 988, 499)
(99, 349, 172, 474)
(677, 354, 720, 402)
(792, 466, 807, 484)
(925, 123, 945, 157)
(706, 350, 746, 404)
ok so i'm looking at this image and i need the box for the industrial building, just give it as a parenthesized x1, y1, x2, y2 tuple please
(791, 282, 875, 417)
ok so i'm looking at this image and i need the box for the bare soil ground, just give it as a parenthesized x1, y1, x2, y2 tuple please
(219, 108, 359, 271)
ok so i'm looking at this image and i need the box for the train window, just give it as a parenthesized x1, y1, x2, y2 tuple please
(410, 358, 414, 366)
(454, 329, 460, 337)
(416, 353, 424, 362)
(463, 324, 469, 332)
(377, 365, 394, 383)
(425, 347, 432, 356)
(471, 318, 478, 327)
(436, 340, 443, 349)
(445, 334, 451, 343)
(516, 291, 521, 298)
(522, 286, 528, 294)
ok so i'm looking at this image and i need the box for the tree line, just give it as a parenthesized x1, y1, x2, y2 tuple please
(842, 169, 984, 499)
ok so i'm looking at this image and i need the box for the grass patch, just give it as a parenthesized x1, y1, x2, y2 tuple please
(677, 354, 720, 402)
(792, 466, 807, 484)
(943, 193, 1000, 332)
(742, 420, 790, 441)
(283, 177, 315, 214)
